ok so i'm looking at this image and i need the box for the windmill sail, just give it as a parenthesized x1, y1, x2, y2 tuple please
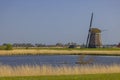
(86, 13, 93, 48)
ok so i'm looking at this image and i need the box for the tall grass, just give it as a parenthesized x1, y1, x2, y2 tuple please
(0, 64, 120, 77)
(0, 49, 120, 55)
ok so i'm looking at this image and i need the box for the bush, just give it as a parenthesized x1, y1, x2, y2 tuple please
(5, 44, 13, 50)
(0, 46, 6, 50)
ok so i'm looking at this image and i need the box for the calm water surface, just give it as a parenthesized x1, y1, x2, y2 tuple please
(0, 55, 120, 66)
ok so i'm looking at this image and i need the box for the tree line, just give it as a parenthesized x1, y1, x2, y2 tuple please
(12, 42, 79, 48)
(1, 42, 80, 48)
(0, 42, 119, 50)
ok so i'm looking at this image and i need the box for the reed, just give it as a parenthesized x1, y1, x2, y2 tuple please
(0, 49, 120, 55)
(0, 64, 120, 77)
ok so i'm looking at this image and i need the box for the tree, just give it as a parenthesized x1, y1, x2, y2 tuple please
(56, 43, 63, 47)
(5, 44, 13, 50)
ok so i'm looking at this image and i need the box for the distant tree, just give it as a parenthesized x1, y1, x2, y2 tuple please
(26, 43, 34, 47)
(56, 43, 63, 47)
(35, 43, 46, 47)
(13, 43, 34, 47)
(4, 44, 13, 50)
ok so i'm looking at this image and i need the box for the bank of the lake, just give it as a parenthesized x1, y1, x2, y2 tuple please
(0, 64, 120, 77)
(0, 48, 120, 56)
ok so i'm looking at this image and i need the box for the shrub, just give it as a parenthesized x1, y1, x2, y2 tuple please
(5, 44, 13, 50)
(0, 46, 6, 50)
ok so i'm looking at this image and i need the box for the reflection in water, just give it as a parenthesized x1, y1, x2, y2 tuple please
(76, 55, 94, 64)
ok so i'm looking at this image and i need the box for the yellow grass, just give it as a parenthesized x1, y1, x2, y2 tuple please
(0, 64, 120, 76)
(0, 49, 120, 55)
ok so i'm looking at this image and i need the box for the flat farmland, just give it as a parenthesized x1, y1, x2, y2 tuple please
(0, 48, 120, 55)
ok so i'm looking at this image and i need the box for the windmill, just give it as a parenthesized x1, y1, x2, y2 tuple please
(86, 13, 102, 48)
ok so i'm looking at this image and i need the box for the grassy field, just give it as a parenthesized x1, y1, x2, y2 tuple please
(0, 73, 120, 80)
(13, 47, 120, 50)
(0, 64, 120, 77)
(0, 48, 120, 56)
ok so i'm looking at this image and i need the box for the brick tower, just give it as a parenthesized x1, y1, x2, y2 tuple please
(88, 28, 102, 48)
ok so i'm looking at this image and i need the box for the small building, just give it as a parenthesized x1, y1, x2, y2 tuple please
(117, 43, 120, 47)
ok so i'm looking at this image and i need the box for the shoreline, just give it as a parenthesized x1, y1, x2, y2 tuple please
(0, 49, 120, 56)
(0, 64, 120, 76)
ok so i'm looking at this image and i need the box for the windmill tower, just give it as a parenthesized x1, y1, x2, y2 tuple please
(86, 13, 102, 48)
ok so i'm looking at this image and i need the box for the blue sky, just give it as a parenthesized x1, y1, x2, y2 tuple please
(0, 0, 120, 45)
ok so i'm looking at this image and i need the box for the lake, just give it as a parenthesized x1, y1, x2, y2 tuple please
(0, 55, 120, 66)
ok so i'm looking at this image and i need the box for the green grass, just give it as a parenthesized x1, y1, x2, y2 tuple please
(14, 47, 120, 51)
(0, 73, 120, 80)
(0, 46, 6, 50)
(0, 47, 120, 56)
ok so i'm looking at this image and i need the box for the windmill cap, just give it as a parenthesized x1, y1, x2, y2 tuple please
(90, 28, 101, 33)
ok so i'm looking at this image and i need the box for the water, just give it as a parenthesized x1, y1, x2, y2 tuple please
(0, 55, 120, 66)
